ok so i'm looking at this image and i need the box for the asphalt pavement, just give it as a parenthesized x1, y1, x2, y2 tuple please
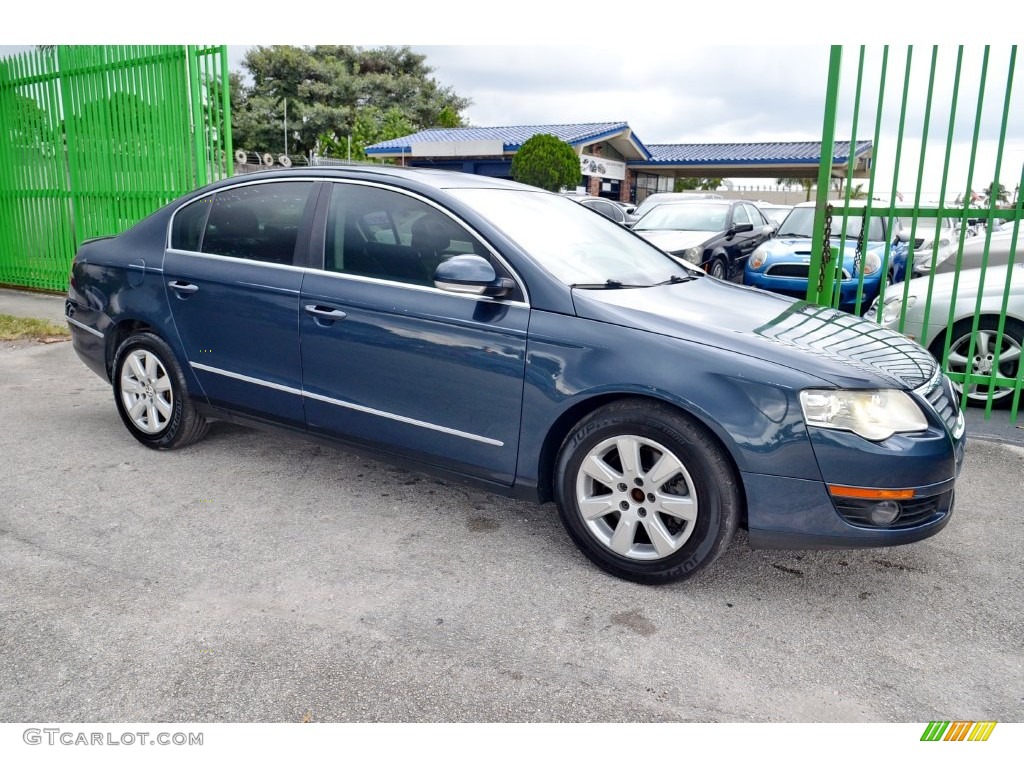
(1, 287, 1022, 722)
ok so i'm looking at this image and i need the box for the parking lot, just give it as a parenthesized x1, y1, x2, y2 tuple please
(1, 338, 1022, 723)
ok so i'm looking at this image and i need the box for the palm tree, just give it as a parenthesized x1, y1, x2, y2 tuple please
(984, 181, 1009, 206)
(776, 177, 816, 202)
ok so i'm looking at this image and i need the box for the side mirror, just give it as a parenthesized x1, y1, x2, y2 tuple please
(434, 255, 513, 298)
(896, 230, 910, 244)
(732, 223, 754, 235)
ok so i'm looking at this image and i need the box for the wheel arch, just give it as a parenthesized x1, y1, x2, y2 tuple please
(533, 393, 747, 523)
(926, 311, 1024, 352)
(105, 319, 158, 379)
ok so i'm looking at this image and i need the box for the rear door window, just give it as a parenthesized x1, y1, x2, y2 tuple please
(196, 182, 314, 265)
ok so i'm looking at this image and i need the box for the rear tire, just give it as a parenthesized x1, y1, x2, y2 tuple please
(554, 400, 740, 584)
(112, 332, 209, 449)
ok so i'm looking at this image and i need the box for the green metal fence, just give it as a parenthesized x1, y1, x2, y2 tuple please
(810, 45, 1022, 416)
(0, 45, 232, 293)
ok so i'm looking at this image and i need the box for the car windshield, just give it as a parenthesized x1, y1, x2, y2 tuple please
(776, 206, 885, 241)
(633, 193, 720, 218)
(448, 188, 696, 286)
(633, 203, 728, 233)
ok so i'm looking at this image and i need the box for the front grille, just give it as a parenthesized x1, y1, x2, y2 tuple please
(765, 264, 850, 279)
(834, 490, 954, 529)
(766, 264, 810, 278)
(917, 371, 965, 438)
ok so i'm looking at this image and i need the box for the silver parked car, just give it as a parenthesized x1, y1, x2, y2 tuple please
(876, 261, 1024, 406)
(904, 212, 959, 276)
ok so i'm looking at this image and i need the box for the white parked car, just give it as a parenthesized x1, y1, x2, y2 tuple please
(752, 201, 792, 228)
(904, 212, 959, 276)
(876, 263, 1024, 406)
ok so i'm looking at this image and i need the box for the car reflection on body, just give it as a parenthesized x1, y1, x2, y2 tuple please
(631, 199, 775, 281)
(66, 167, 965, 584)
(744, 201, 910, 314)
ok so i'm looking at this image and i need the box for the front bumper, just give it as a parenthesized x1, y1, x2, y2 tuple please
(743, 472, 957, 549)
(743, 372, 966, 550)
(745, 267, 882, 309)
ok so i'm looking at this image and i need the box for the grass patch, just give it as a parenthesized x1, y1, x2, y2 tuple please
(0, 314, 70, 341)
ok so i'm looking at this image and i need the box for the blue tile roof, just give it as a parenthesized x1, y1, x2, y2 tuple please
(641, 140, 873, 165)
(366, 123, 872, 170)
(366, 122, 637, 154)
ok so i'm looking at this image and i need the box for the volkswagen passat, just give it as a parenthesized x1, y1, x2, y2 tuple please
(66, 167, 966, 584)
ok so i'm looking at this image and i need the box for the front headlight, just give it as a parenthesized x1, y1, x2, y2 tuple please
(862, 251, 882, 275)
(880, 293, 916, 325)
(677, 246, 702, 264)
(749, 247, 768, 270)
(799, 389, 928, 441)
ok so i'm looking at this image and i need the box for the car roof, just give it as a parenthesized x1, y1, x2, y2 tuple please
(198, 165, 530, 194)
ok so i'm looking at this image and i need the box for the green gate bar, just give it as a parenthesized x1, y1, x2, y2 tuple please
(815, 44, 1021, 416)
(0, 45, 232, 293)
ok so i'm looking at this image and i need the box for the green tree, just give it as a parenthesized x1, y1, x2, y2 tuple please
(230, 45, 471, 158)
(510, 134, 581, 192)
(317, 106, 415, 162)
(984, 181, 1009, 206)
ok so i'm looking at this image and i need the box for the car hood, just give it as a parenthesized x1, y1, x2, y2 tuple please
(905, 263, 1023, 302)
(633, 230, 716, 252)
(571, 276, 937, 390)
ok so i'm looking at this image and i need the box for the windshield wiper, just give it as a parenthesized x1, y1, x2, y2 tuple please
(570, 279, 646, 289)
(655, 274, 695, 285)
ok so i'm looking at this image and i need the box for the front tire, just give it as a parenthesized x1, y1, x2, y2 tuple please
(931, 317, 1023, 409)
(708, 258, 727, 280)
(554, 400, 740, 584)
(112, 332, 209, 449)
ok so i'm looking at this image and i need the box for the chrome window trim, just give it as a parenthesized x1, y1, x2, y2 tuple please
(165, 247, 527, 307)
(67, 317, 104, 338)
(165, 176, 325, 252)
(318, 179, 531, 307)
(165, 247, 308, 276)
(190, 362, 504, 447)
(300, 267, 530, 308)
(164, 176, 532, 307)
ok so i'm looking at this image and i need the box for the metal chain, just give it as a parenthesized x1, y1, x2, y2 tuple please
(817, 204, 833, 296)
(853, 207, 866, 275)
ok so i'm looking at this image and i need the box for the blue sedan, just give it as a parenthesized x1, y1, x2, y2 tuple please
(66, 168, 965, 583)
(744, 201, 910, 313)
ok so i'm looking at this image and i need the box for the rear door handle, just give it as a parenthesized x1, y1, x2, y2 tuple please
(168, 280, 199, 295)
(304, 304, 347, 321)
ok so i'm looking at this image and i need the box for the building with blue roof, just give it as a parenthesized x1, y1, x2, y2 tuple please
(365, 122, 872, 205)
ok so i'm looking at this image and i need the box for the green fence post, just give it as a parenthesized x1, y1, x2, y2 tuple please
(807, 45, 843, 306)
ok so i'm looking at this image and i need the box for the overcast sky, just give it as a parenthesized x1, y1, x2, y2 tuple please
(231, 42, 1022, 198)
(5, 2, 1022, 198)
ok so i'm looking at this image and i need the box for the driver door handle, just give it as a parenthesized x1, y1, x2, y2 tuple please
(168, 280, 199, 295)
(304, 304, 347, 320)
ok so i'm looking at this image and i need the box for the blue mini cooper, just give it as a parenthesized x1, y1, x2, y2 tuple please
(66, 168, 965, 584)
(744, 201, 910, 314)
